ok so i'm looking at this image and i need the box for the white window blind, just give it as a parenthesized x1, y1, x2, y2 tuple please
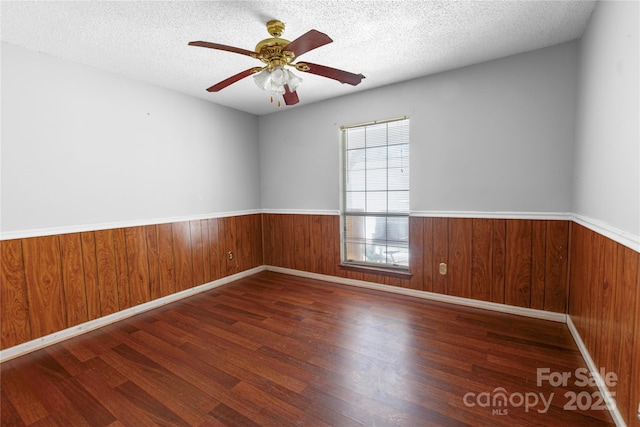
(341, 117, 409, 269)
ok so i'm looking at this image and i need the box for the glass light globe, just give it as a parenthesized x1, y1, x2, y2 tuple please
(253, 69, 271, 91)
(270, 67, 286, 86)
(285, 69, 302, 91)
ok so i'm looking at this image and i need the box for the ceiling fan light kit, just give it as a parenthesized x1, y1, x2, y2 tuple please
(189, 20, 364, 107)
(253, 66, 302, 95)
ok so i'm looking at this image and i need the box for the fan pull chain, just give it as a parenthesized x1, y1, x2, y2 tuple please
(268, 96, 282, 108)
(268, 96, 282, 107)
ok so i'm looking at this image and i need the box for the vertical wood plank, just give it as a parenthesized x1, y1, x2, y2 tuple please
(629, 262, 640, 425)
(218, 216, 230, 276)
(217, 216, 228, 276)
(309, 215, 323, 274)
(293, 215, 310, 272)
(0, 239, 32, 349)
(505, 219, 532, 308)
(345, 269, 363, 281)
(236, 215, 247, 272)
(222, 216, 238, 276)
(156, 223, 176, 297)
(362, 272, 383, 285)
(113, 229, 131, 310)
(233, 216, 246, 273)
(385, 276, 404, 289)
(448, 218, 472, 298)
(261, 214, 273, 266)
(124, 226, 150, 306)
(615, 247, 638, 420)
(206, 219, 221, 282)
(145, 225, 162, 300)
(79, 232, 101, 321)
(422, 218, 434, 292)
(58, 233, 88, 327)
(189, 220, 205, 286)
(331, 216, 342, 277)
(530, 221, 547, 310)
(572, 226, 592, 337)
(264, 214, 276, 267)
(597, 237, 618, 377)
(251, 214, 264, 269)
(221, 219, 232, 277)
(321, 216, 336, 276)
(22, 236, 66, 338)
(274, 214, 285, 269)
(200, 220, 212, 284)
(249, 214, 261, 269)
(281, 215, 295, 270)
(237, 215, 253, 272)
(408, 216, 424, 291)
(569, 224, 584, 335)
(246, 214, 262, 269)
(585, 230, 605, 352)
(543, 220, 569, 313)
(608, 242, 626, 411)
(274, 213, 283, 268)
(236, 215, 251, 271)
(243, 214, 255, 270)
(94, 229, 120, 316)
(432, 217, 449, 294)
(491, 219, 506, 304)
(471, 218, 492, 302)
(172, 221, 194, 291)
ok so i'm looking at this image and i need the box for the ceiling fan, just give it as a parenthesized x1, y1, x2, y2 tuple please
(189, 20, 365, 107)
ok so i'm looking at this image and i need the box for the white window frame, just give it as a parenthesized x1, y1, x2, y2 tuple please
(340, 116, 410, 271)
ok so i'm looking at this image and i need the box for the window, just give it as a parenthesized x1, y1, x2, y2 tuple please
(341, 117, 410, 270)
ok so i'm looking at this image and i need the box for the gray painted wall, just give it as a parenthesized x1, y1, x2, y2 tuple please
(259, 41, 578, 215)
(573, 0, 639, 236)
(1, 43, 261, 234)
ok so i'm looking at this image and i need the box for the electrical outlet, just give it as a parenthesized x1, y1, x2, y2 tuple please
(439, 262, 447, 275)
(227, 251, 234, 260)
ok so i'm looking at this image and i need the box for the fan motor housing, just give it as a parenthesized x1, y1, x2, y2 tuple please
(255, 37, 291, 55)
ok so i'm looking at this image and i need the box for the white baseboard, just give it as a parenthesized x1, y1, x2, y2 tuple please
(565, 315, 626, 427)
(0, 265, 266, 363)
(265, 266, 567, 323)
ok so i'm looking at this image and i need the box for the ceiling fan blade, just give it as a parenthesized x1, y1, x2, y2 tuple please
(283, 85, 300, 105)
(189, 41, 256, 58)
(206, 68, 256, 92)
(282, 30, 332, 58)
(297, 62, 365, 86)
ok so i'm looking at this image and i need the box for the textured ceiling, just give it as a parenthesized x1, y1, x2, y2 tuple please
(1, 1, 597, 116)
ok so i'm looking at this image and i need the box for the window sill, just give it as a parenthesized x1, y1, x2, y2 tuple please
(338, 263, 413, 279)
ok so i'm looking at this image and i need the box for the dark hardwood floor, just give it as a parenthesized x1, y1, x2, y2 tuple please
(1, 271, 614, 426)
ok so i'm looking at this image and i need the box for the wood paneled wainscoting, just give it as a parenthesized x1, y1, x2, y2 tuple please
(262, 214, 569, 313)
(0, 214, 263, 351)
(568, 223, 640, 426)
